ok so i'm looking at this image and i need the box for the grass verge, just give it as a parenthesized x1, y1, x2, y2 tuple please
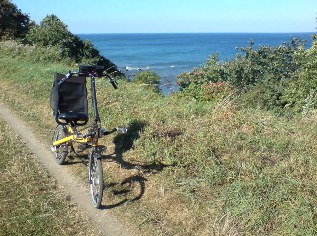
(1, 42, 317, 235)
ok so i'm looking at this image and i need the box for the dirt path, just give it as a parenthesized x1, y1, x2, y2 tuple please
(0, 102, 133, 236)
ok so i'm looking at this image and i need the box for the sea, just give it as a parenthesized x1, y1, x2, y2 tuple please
(78, 33, 314, 94)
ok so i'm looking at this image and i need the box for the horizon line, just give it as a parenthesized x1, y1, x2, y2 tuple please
(76, 31, 316, 35)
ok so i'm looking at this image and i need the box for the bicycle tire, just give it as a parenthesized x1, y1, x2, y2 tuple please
(52, 124, 68, 165)
(88, 151, 104, 208)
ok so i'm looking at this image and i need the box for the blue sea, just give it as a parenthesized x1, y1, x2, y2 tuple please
(78, 33, 314, 94)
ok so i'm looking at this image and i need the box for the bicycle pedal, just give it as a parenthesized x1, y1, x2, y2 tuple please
(50, 145, 56, 152)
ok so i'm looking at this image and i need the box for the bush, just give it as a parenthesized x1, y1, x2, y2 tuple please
(133, 70, 160, 85)
(26, 15, 117, 70)
(281, 40, 317, 113)
(133, 71, 161, 93)
(0, 0, 31, 40)
(177, 37, 315, 114)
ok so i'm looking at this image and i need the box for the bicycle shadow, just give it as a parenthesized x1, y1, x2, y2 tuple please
(111, 120, 169, 173)
(100, 119, 170, 209)
(62, 155, 87, 165)
(63, 151, 90, 166)
(101, 175, 147, 210)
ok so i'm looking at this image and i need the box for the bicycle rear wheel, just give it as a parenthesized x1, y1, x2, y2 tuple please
(52, 124, 68, 165)
(88, 151, 104, 208)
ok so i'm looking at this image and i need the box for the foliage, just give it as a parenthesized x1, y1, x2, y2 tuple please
(133, 70, 160, 85)
(177, 54, 224, 91)
(0, 40, 73, 64)
(177, 37, 317, 115)
(281, 40, 317, 113)
(133, 70, 161, 93)
(0, 1, 118, 72)
(26, 14, 117, 70)
(0, 0, 32, 40)
(177, 54, 235, 101)
(3, 51, 317, 234)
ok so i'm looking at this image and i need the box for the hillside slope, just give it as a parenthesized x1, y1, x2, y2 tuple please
(1, 42, 317, 235)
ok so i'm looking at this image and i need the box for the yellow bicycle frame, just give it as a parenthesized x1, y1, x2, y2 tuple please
(52, 126, 98, 147)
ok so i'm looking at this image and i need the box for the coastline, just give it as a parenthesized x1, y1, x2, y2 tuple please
(79, 32, 314, 94)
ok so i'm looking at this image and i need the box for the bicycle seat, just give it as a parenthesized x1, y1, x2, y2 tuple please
(56, 112, 89, 126)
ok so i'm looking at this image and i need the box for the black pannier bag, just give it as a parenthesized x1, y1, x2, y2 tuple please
(50, 72, 89, 126)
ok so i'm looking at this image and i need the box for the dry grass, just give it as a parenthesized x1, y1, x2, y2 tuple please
(0, 119, 100, 236)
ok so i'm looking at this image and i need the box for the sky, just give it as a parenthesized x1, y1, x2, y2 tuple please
(11, 0, 317, 34)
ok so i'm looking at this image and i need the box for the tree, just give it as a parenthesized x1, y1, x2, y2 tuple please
(0, 0, 31, 40)
(26, 14, 70, 47)
(27, 14, 118, 70)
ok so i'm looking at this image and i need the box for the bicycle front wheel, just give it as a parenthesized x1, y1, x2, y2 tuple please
(88, 151, 104, 208)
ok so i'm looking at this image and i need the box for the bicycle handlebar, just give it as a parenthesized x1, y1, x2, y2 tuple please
(58, 65, 118, 89)
(107, 74, 118, 89)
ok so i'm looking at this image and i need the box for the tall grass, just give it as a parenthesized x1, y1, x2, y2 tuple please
(1, 42, 317, 235)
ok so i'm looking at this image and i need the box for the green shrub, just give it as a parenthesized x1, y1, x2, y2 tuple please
(133, 70, 160, 85)
(177, 54, 224, 91)
(26, 15, 117, 70)
(281, 40, 317, 113)
(133, 71, 161, 93)
(177, 37, 315, 115)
